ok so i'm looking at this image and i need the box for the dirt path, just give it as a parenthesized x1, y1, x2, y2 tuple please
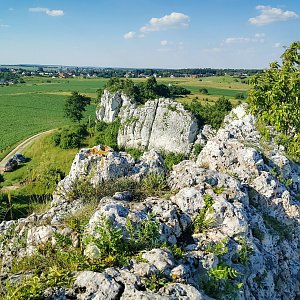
(0, 129, 55, 173)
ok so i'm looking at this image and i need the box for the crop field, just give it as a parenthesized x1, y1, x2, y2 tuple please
(0, 75, 248, 155)
(0, 77, 102, 155)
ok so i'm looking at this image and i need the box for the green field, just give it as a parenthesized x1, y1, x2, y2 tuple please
(0, 77, 106, 155)
(0, 75, 248, 155)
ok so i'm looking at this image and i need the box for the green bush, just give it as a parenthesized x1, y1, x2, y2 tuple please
(185, 97, 232, 129)
(52, 124, 88, 149)
(95, 119, 120, 149)
(199, 88, 209, 94)
(105, 77, 191, 104)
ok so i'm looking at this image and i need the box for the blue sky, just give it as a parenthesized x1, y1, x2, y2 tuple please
(0, 0, 299, 68)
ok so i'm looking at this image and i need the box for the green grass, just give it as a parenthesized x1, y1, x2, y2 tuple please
(0, 77, 104, 154)
(1, 132, 78, 219)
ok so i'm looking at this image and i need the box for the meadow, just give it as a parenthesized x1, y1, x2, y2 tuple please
(0, 75, 248, 157)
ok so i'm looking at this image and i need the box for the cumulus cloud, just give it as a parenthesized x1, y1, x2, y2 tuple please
(123, 31, 145, 39)
(124, 31, 136, 39)
(225, 33, 265, 44)
(249, 5, 298, 26)
(29, 7, 64, 17)
(140, 12, 190, 32)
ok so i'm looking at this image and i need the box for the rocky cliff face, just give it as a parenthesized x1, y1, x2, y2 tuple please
(0, 104, 300, 300)
(96, 90, 199, 154)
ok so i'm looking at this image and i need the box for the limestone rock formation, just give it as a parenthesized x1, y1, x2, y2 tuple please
(56, 145, 165, 196)
(96, 90, 199, 154)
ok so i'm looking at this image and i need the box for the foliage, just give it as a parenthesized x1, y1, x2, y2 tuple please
(162, 152, 186, 171)
(168, 85, 191, 96)
(6, 211, 161, 299)
(66, 176, 143, 203)
(199, 88, 209, 94)
(125, 148, 144, 160)
(248, 42, 300, 160)
(95, 119, 120, 149)
(201, 264, 242, 300)
(236, 238, 254, 265)
(143, 272, 168, 292)
(64, 91, 91, 122)
(206, 238, 228, 256)
(212, 185, 225, 195)
(193, 144, 203, 156)
(193, 194, 215, 233)
(52, 124, 88, 149)
(105, 77, 191, 104)
(141, 173, 169, 197)
(186, 97, 233, 129)
(84, 217, 127, 266)
(170, 244, 185, 259)
(29, 153, 65, 194)
(235, 92, 245, 100)
(125, 212, 161, 251)
(208, 265, 240, 280)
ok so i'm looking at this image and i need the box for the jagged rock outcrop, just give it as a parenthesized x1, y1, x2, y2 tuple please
(56, 145, 165, 196)
(96, 90, 199, 154)
(1, 104, 300, 300)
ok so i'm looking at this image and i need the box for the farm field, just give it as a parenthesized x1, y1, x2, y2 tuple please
(0, 75, 249, 155)
(0, 77, 103, 157)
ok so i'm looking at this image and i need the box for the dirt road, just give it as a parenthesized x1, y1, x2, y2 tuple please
(0, 129, 55, 173)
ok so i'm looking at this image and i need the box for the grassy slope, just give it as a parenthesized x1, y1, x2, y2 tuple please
(1, 132, 78, 219)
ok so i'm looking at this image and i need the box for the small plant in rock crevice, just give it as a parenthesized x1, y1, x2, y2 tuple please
(193, 194, 215, 234)
(235, 237, 254, 265)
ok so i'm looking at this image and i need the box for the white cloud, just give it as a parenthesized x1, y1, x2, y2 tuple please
(0, 24, 9, 28)
(249, 5, 298, 26)
(124, 31, 136, 39)
(8, 8, 14, 11)
(123, 31, 145, 39)
(29, 7, 64, 17)
(46, 10, 64, 17)
(140, 12, 190, 32)
(225, 33, 265, 44)
(225, 37, 252, 44)
(160, 40, 170, 46)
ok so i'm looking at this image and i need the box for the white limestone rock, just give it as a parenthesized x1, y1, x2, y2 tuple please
(73, 271, 123, 300)
(96, 90, 134, 123)
(97, 90, 200, 155)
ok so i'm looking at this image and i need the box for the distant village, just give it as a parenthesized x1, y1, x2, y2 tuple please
(0, 65, 260, 85)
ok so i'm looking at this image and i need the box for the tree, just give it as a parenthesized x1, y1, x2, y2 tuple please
(64, 92, 91, 122)
(248, 41, 300, 160)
